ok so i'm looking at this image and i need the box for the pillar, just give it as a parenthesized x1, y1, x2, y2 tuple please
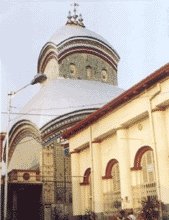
(71, 152, 81, 216)
(92, 142, 103, 217)
(152, 109, 169, 205)
(117, 128, 133, 209)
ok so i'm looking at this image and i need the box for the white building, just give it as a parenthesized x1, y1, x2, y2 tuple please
(63, 63, 169, 219)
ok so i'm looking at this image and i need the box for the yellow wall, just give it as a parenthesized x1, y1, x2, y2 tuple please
(69, 77, 169, 215)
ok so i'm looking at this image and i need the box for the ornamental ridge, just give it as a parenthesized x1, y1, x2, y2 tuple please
(66, 2, 85, 28)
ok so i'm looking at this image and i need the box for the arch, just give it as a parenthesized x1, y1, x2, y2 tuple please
(38, 42, 58, 73)
(40, 52, 58, 73)
(102, 159, 118, 179)
(8, 120, 41, 162)
(131, 146, 153, 171)
(80, 168, 91, 185)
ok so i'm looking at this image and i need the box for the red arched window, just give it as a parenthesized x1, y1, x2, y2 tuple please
(102, 159, 118, 179)
(131, 146, 153, 171)
(80, 168, 91, 185)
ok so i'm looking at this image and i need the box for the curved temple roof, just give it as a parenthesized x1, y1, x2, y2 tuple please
(50, 24, 115, 50)
(14, 79, 123, 128)
(11, 6, 123, 132)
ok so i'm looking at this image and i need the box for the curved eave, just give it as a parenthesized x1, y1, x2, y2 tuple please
(38, 35, 120, 73)
(4, 119, 41, 162)
(38, 42, 119, 74)
(41, 108, 98, 144)
(62, 63, 169, 139)
(37, 42, 58, 73)
(56, 36, 120, 59)
(9, 119, 40, 139)
(40, 108, 98, 131)
(58, 46, 118, 70)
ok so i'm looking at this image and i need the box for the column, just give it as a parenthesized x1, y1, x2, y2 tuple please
(92, 142, 103, 216)
(117, 128, 133, 209)
(42, 145, 55, 220)
(152, 109, 169, 205)
(71, 152, 81, 216)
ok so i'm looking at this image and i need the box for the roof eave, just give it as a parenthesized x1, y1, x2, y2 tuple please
(62, 63, 169, 139)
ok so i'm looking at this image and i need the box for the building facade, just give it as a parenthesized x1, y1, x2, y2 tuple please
(63, 64, 169, 219)
(2, 6, 124, 220)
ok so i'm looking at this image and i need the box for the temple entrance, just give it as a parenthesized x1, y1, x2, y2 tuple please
(8, 183, 43, 220)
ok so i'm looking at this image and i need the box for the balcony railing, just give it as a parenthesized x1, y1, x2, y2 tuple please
(132, 182, 157, 209)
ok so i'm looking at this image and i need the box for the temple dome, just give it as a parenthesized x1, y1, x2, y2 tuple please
(15, 11, 123, 129)
(17, 79, 123, 128)
(49, 24, 115, 50)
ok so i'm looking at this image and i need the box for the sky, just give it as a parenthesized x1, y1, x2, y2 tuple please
(0, 0, 169, 131)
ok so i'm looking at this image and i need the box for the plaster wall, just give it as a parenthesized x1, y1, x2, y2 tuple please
(8, 137, 42, 171)
(44, 58, 59, 80)
(69, 77, 169, 215)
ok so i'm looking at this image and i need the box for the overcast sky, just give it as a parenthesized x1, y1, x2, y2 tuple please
(0, 0, 169, 131)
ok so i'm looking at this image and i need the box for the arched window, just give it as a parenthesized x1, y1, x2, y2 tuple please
(132, 146, 157, 209)
(131, 146, 155, 184)
(131, 145, 153, 171)
(80, 168, 91, 211)
(103, 159, 121, 212)
(141, 150, 155, 183)
(112, 163, 120, 193)
(80, 168, 91, 185)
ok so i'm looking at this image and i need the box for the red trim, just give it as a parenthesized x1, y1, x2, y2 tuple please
(58, 46, 117, 69)
(62, 63, 169, 139)
(41, 52, 58, 73)
(80, 168, 91, 185)
(131, 146, 153, 171)
(102, 159, 118, 179)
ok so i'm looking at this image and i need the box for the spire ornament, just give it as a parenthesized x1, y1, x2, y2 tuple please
(67, 11, 72, 24)
(78, 13, 85, 27)
(66, 2, 85, 27)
